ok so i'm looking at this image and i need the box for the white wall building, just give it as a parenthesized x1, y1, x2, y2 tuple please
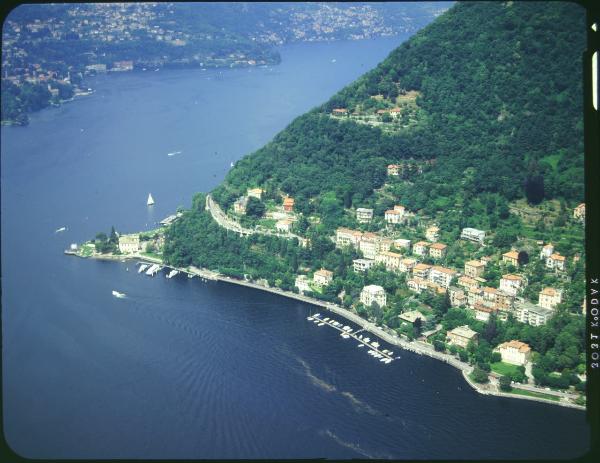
(360, 285, 387, 307)
(495, 340, 532, 366)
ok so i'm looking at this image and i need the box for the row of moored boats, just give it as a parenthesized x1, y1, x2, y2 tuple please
(306, 313, 394, 364)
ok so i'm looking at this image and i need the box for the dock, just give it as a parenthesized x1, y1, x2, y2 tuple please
(309, 314, 394, 363)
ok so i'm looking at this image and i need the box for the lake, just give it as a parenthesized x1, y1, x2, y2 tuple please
(1, 36, 590, 459)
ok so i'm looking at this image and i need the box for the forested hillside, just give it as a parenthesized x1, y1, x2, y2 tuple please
(213, 1, 585, 223)
(163, 2, 587, 395)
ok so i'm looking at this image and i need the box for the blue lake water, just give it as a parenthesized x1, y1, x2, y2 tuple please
(1, 37, 590, 459)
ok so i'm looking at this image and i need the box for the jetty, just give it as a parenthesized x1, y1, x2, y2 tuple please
(310, 313, 394, 363)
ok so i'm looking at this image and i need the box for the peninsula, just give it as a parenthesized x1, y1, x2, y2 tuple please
(69, 2, 587, 410)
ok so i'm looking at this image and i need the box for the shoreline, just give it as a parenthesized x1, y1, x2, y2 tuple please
(70, 250, 585, 411)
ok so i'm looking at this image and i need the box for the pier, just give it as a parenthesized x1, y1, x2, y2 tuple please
(308, 314, 394, 363)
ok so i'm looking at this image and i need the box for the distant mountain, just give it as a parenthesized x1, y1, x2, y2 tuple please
(214, 1, 585, 232)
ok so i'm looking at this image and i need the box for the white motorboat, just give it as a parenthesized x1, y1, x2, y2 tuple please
(112, 290, 125, 298)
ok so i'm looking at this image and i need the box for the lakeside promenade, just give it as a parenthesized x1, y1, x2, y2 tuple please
(68, 248, 584, 411)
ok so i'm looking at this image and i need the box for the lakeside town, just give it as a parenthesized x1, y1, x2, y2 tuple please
(69, 157, 586, 409)
(1, 2, 449, 125)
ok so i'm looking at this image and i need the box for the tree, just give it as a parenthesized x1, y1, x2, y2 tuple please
(433, 340, 446, 352)
(413, 317, 423, 338)
(499, 375, 512, 391)
(471, 367, 489, 383)
(246, 197, 265, 218)
(109, 226, 118, 244)
(525, 160, 545, 204)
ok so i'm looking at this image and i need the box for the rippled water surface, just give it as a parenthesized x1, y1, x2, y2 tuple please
(1, 37, 590, 459)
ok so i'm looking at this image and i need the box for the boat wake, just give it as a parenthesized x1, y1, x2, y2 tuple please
(340, 391, 379, 416)
(296, 357, 336, 393)
(319, 429, 391, 459)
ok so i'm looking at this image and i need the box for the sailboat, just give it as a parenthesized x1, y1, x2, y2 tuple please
(147, 193, 155, 206)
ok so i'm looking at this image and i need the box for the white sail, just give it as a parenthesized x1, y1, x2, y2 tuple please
(147, 193, 154, 206)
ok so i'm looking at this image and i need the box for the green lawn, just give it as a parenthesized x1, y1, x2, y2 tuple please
(491, 361, 521, 377)
(510, 388, 560, 402)
(80, 243, 95, 257)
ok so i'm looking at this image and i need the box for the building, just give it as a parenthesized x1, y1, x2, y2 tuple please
(385, 205, 406, 224)
(573, 203, 585, 221)
(447, 325, 478, 348)
(407, 278, 430, 294)
(399, 310, 426, 324)
(118, 234, 140, 254)
(429, 242, 447, 259)
(413, 241, 430, 256)
(85, 63, 107, 73)
(514, 301, 554, 326)
(295, 275, 311, 294)
(378, 238, 394, 254)
(387, 164, 401, 176)
(499, 274, 524, 296)
(332, 108, 348, 115)
(502, 250, 520, 267)
(375, 250, 403, 272)
(464, 260, 485, 278)
(428, 266, 456, 288)
(495, 340, 532, 366)
(353, 258, 375, 273)
(482, 286, 498, 303)
(399, 258, 417, 273)
(540, 243, 554, 260)
(356, 207, 374, 223)
(425, 225, 440, 242)
(472, 302, 497, 322)
(413, 263, 431, 279)
(546, 253, 566, 271)
(313, 269, 333, 287)
(457, 275, 481, 291)
(448, 286, 466, 307)
(538, 287, 563, 310)
(276, 219, 293, 233)
(283, 197, 295, 212)
(336, 228, 363, 249)
(460, 227, 486, 244)
(359, 233, 379, 259)
(112, 60, 134, 71)
(394, 238, 411, 250)
(360, 285, 387, 307)
(384, 209, 404, 224)
(233, 196, 248, 214)
(247, 188, 264, 199)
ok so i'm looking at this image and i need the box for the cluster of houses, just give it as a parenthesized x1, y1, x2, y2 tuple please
(116, 233, 164, 254)
(332, 222, 568, 328)
(295, 268, 334, 295)
(233, 187, 296, 233)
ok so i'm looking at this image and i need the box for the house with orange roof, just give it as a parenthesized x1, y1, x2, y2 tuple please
(464, 260, 485, 278)
(283, 197, 295, 212)
(573, 203, 585, 221)
(499, 274, 525, 296)
(538, 287, 563, 310)
(429, 242, 447, 259)
(502, 250, 520, 267)
(495, 340, 532, 366)
(546, 253, 566, 271)
(336, 228, 363, 249)
(375, 250, 403, 272)
(428, 265, 457, 288)
(387, 164, 401, 176)
(413, 241, 430, 257)
(412, 263, 432, 279)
